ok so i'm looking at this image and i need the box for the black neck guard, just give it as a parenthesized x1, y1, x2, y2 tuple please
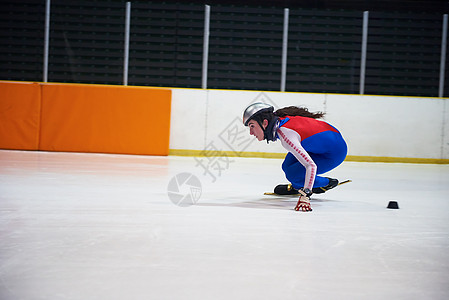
(263, 116, 279, 143)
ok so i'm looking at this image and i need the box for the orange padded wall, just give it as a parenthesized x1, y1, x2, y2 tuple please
(39, 83, 171, 155)
(0, 81, 41, 150)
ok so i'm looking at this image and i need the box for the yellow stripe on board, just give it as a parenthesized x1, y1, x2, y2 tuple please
(169, 149, 449, 164)
(345, 155, 449, 165)
(169, 149, 286, 159)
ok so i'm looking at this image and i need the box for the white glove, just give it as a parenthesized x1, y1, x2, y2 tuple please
(295, 188, 312, 212)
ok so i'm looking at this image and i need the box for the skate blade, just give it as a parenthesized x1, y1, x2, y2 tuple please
(264, 179, 352, 196)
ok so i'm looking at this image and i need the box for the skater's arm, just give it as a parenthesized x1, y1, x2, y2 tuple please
(277, 127, 317, 190)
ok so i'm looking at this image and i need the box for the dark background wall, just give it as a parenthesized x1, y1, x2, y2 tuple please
(1, 0, 448, 96)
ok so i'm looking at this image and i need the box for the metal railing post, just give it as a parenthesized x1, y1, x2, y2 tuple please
(202, 5, 211, 89)
(43, 0, 51, 82)
(123, 2, 131, 85)
(359, 11, 369, 95)
(280, 8, 289, 92)
(439, 14, 448, 97)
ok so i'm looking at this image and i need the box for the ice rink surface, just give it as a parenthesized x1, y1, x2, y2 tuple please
(1, 150, 448, 300)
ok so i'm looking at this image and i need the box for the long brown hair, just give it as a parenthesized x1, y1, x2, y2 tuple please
(274, 106, 325, 119)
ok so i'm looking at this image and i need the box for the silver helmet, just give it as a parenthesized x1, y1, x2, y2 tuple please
(242, 103, 274, 126)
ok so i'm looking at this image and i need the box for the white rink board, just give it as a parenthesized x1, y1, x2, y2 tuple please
(443, 99, 449, 159)
(325, 94, 447, 158)
(169, 88, 208, 151)
(170, 89, 448, 159)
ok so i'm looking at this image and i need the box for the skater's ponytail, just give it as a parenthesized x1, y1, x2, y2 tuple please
(274, 106, 325, 119)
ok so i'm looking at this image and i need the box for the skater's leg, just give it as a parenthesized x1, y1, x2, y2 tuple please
(281, 153, 306, 189)
(281, 132, 347, 189)
(302, 131, 347, 189)
(282, 156, 329, 189)
(282, 153, 328, 189)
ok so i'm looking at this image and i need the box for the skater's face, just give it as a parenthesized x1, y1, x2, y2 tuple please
(248, 119, 268, 141)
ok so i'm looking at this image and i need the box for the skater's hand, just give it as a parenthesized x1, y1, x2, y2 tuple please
(295, 188, 312, 212)
(295, 196, 312, 211)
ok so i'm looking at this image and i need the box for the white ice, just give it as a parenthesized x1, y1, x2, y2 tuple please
(1, 150, 448, 300)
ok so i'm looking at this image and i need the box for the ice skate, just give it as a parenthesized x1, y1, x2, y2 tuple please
(273, 183, 299, 195)
(312, 177, 339, 194)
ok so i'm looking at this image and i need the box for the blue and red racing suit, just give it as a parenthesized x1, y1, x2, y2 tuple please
(275, 116, 347, 190)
